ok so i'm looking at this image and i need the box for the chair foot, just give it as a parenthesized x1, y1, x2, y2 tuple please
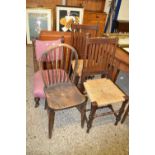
(34, 97, 40, 108)
(48, 108, 55, 139)
(115, 99, 128, 125)
(87, 102, 97, 133)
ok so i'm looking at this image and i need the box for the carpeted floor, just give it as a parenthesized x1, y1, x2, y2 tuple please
(26, 45, 129, 155)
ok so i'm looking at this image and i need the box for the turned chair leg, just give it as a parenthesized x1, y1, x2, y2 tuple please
(121, 105, 129, 124)
(48, 108, 55, 139)
(115, 99, 128, 125)
(34, 97, 40, 108)
(87, 102, 97, 133)
(80, 100, 87, 128)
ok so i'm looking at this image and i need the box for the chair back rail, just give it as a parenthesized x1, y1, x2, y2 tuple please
(71, 24, 99, 59)
(82, 37, 119, 82)
(39, 43, 78, 89)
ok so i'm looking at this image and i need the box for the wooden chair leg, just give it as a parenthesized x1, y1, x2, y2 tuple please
(34, 97, 40, 108)
(48, 108, 55, 139)
(121, 105, 129, 124)
(115, 99, 128, 125)
(74, 75, 80, 86)
(44, 99, 47, 110)
(80, 99, 87, 128)
(87, 102, 97, 133)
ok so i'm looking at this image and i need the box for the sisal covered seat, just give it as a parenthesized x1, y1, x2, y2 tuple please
(84, 78, 126, 107)
(84, 78, 128, 133)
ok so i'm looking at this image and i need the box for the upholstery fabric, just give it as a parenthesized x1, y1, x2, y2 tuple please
(33, 69, 69, 98)
(35, 39, 62, 61)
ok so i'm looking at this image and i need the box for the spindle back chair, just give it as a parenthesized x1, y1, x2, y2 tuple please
(39, 43, 87, 139)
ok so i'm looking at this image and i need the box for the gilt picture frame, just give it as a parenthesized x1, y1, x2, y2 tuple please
(26, 8, 52, 44)
(56, 5, 84, 32)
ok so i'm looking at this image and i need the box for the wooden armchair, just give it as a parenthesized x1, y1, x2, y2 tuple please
(39, 43, 87, 139)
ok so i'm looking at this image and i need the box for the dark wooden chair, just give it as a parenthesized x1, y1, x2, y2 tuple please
(80, 37, 128, 133)
(39, 43, 87, 139)
(72, 35, 121, 90)
(32, 37, 64, 108)
(71, 24, 99, 59)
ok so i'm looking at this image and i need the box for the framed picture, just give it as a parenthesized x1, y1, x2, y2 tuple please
(26, 8, 52, 44)
(56, 5, 84, 32)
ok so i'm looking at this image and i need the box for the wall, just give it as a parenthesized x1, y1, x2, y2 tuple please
(117, 0, 129, 21)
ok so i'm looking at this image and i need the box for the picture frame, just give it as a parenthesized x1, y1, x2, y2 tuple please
(56, 5, 84, 32)
(26, 8, 52, 44)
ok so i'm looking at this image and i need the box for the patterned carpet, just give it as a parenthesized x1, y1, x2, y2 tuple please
(26, 45, 129, 155)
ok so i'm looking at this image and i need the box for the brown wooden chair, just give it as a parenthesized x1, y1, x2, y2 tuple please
(71, 24, 99, 59)
(72, 35, 121, 90)
(80, 37, 128, 133)
(39, 43, 87, 139)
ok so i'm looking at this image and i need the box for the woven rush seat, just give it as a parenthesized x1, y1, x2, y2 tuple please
(45, 82, 86, 110)
(84, 78, 126, 107)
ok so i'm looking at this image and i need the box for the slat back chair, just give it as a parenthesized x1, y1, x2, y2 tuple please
(71, 24, 99, 59)
(83, 55, 129, 133)
(39, 43, 87, 139)
(32, 37, 64, 108)
(80, 36, 118, 91)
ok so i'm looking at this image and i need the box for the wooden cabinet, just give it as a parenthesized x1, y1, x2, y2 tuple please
(67, 0, 105, 12)
(83, 11, 107, 34)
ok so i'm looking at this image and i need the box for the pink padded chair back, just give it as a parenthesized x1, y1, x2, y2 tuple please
(35, 39, 62, 61)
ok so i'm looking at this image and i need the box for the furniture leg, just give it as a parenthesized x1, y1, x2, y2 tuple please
(87, 102, 97, 133)
(44, 99, 47, 110)
(80, 98, 88, 128)
(34, 97, 40, 108)
(121, 104, 129, 124)
(48, 108, 55, 139)
(115, 98, 128, 125)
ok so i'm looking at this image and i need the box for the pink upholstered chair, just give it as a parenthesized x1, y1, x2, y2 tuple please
(33, 38, 64, 108)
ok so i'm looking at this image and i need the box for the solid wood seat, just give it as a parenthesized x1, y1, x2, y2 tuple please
(46, 82, 85, 110)
(84, 78, 126, 107)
